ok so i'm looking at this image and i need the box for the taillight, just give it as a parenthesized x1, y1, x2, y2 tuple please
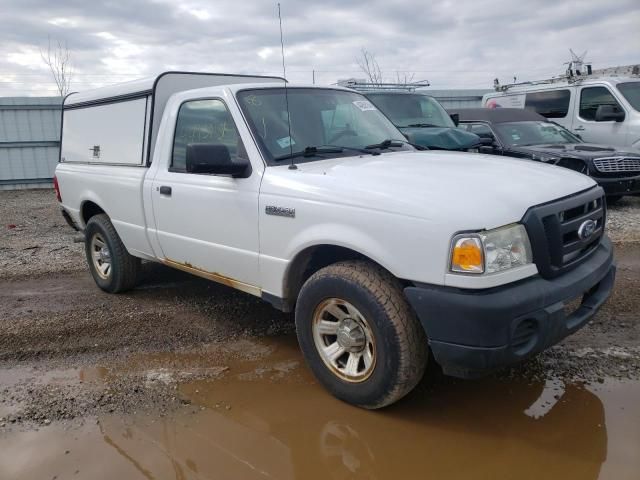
(53, 175, 62, 202)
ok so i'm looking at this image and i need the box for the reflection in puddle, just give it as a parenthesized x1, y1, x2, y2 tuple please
(0, 337, 638, 480)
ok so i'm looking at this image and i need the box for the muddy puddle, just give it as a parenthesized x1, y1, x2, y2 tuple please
(1, 336, 638, 480)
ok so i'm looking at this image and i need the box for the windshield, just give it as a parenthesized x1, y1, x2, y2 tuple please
(617, 82, 640, 112)
(366, 93, 455, 128)
(494, 121, 581, 146)
(236, 88, 411, 164)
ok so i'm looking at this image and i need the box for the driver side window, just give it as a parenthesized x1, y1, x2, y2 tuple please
(172, 99, 247, 172)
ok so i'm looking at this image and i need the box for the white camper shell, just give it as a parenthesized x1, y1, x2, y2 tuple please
(61, 72, 285, 166)
(482, 65, 640, 149)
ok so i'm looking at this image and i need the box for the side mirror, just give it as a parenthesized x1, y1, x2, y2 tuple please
(449, 113, 460, 126)
(186, 144, 250, 177)
(479, 136, 494, 146)
(594, 105, 625, 122)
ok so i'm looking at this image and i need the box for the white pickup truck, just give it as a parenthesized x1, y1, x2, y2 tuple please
(56, 71, 616, 408)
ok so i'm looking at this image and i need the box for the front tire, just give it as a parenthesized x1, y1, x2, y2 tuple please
(295, 261, 428, 409)
(84, 214, 140, 293)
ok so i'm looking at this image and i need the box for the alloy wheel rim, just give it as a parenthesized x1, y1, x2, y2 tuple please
(312, 298, 376, 383)
(90, 233, 112, 280)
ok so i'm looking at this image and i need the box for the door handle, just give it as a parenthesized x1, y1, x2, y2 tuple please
(574, 126, 586, 131)
(159, 186, 172, 196)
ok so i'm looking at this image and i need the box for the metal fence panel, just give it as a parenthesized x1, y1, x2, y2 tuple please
(0, 97, 61, 190)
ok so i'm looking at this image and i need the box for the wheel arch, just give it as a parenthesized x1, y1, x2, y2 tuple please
(80, 199, 107, 227)
(280, 243, 404, 312)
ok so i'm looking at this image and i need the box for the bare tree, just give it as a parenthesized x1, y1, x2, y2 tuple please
(356, 48, 383, 85)
(41, 37, 73, 97)
(395, 71, 416, 86)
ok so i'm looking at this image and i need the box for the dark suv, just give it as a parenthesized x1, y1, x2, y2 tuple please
(450, 108, 640, 203)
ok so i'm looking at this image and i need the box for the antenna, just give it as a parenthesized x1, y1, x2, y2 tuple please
(277, 3, 296, 170)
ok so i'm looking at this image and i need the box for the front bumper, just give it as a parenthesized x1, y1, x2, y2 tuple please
(404, 236, 616, 379)
(594, 174, 640, 196)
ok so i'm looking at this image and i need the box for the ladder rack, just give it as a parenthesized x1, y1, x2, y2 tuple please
(494, 64, 639, 92)
(339, 80, 430, 92)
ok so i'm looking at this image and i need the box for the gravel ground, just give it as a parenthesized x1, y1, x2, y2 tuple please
(0, 188, 639, 428)
(0, 189, 84, 279)
(606, 195, 640, 243)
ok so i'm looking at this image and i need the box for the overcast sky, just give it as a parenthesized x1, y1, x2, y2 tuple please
(1, 0, 639, 97)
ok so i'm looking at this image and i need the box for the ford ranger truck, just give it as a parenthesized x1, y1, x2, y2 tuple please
(55, 71, 616, 409)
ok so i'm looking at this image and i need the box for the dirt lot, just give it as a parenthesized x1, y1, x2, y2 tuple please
(1, 189, 639, 479)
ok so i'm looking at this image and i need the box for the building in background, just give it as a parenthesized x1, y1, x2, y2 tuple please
(418, 89, 491, 109)
(0, 97, 61, 190)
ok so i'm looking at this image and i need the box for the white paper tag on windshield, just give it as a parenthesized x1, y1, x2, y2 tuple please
(352, 100, 377, 111)
(276, 136, 295, 149)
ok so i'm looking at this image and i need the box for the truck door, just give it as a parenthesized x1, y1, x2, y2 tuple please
(571, 85, 628, 146)
(150, 98, 261, 290)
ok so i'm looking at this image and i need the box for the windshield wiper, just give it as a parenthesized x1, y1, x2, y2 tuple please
(273, 145, 377, 162)
(404, 123, 439, 128)
(364, 139, 426, 151)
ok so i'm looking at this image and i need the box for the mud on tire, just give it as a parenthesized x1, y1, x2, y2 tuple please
(84, 213, 140, 293)
(295, 260, 428, 409)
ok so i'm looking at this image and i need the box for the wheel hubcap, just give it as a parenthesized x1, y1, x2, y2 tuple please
(90, 233, 112, 280)
(312, 298, 376, 383)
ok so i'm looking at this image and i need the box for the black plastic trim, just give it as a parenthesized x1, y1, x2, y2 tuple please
(404, 236, 616, 378)
(261, 291, 292, 312)
(63, 91, 152, 110)
(521, 185, 605, 278)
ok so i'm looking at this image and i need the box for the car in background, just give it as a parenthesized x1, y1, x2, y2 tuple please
(482, 69, 640, 148)
(364, 91, 481, 151)
(449, 108, 640, 204)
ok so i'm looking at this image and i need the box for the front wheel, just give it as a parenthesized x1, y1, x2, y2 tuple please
(84, 214, 140, 293)
(295, 261, 428, 409)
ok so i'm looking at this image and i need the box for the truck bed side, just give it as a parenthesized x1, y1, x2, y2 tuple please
(56, 163, 155, 260)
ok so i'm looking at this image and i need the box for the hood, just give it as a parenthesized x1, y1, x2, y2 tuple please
(508, 142, 640, 161)
(262, 150, 597, 231)
(400, 126, 480, 151)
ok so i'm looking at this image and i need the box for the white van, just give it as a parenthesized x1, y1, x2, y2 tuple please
(483, 66, 640, 149)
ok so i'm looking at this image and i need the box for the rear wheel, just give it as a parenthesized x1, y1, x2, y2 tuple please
(295, 260, 428, 409)
(84, 214, 140, 293)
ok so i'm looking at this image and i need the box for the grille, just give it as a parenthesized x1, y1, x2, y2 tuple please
(522, 187, 605, 278)
(593, 156, 640, 173)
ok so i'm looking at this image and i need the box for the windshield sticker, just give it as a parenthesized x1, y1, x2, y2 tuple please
(276, 136, 295, 149)
(511, 134, 521, 141)
(352, 100, 377, 112)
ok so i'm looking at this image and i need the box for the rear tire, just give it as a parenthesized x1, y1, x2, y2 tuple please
(295, 260, 428, 409)
(84, 214, 140, 293)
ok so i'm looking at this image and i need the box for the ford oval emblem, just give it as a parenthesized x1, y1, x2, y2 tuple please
(577, 219, 597, 240)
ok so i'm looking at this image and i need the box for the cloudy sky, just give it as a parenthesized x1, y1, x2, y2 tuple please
(1, 0, 639, 97)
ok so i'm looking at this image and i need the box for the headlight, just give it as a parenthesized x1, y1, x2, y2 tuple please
(450, 224, 532, 274)
(530, 153, 559, 163)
